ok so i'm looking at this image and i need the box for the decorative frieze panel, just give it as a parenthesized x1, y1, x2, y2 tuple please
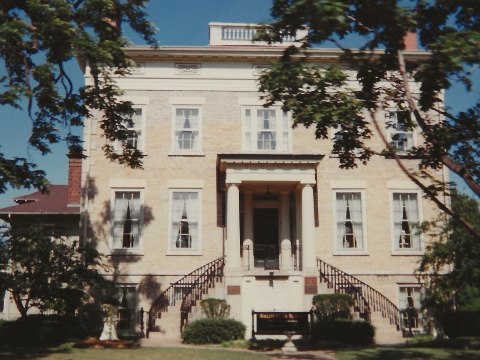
(253, 64, 271, 76)
(130, 62, 145, 75)
(175, 63, 202, 75)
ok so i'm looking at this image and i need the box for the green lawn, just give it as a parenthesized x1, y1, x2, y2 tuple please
(0, 343, 271, 360)
(337, 347, 480, 360)
(4, 343, 480, 360)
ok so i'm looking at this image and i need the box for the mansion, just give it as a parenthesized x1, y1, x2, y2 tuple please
(1, 23, 445, 344)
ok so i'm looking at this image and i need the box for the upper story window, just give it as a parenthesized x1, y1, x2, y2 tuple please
(334, 191, 366, 252)
(112, 190, 143, 251)
(392, 192, 421, 251)
(242, 107, 292, 152)
(386, 111, 414, 152)
(169, 190, 202, 254)
(116, 108, 144, 152)
(172, 108, 202, 154)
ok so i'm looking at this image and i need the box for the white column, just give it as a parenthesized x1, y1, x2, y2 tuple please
(242, 191, 253, 270)
(280, 191, 292, 270)
(226, 183, 241, 269)
(301, 184, 316, 271)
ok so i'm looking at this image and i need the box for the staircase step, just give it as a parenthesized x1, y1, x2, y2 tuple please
(370, 311, 405, 345)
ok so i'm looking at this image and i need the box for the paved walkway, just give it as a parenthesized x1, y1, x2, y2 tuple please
(141, 338, 337, 359)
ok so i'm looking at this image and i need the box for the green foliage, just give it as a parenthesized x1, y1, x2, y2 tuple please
(0, 314, 82, 346)
(260, 0, 480, 228)
(0, 222, 110, 317)
(311, 320, 375, 345)
(441, 309, 480, 339)
(312, 294, 353, 320)
(181, 319, 246, 344)
(200, 298, 231, 319)
(419, 191, 480, 315)
(0, 0, 157, 193)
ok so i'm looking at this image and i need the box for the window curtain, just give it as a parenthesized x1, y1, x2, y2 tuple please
(176, 108, 199, 150)
(257, 109, 276, 150)
(393, 193, 420, 250)
(171, 192, 199, 250)
(336, 192, 363, 249)
(113, 192, 141, 249)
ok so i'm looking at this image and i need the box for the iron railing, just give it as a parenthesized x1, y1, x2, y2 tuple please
(146, 257, 224, 337)
(317, 258, 402, 330)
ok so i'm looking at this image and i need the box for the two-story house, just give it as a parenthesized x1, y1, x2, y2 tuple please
(81, 23, 444, 343)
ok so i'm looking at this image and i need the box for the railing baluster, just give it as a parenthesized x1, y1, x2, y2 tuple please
(317, 257, 401, 335)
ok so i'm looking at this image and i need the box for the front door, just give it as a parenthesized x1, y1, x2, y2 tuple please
(253, 208, 279, 269)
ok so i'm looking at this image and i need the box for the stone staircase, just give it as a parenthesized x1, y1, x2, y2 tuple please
(142, 257, 225, 344)
(317, 258, 405, 345)
(370, 311, 405, 345)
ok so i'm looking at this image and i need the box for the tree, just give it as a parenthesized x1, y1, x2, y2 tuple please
(0, 0, 156, 193)
(418, 191, 480, 313)
(0, 222, 109, 318)
(258, 0, 480, 238)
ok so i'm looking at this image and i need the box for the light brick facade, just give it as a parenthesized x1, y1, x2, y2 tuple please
(81, 24, 444, 342)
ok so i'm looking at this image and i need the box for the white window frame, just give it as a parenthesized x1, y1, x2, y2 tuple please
(241, 106, 292, 153)
(332, 189, 368, 255)
(170, 106, 204, 155)
(390, 190, 423, 255)
(115, 106, 146, 153)
(167, 188, 203, 255)
(397, 284, 425, 333)
(385, 110, 416, 153)
(110, 188, 145, 255)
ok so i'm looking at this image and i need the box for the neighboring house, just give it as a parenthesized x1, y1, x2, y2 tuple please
(81, 23, 444, 343)
(0, 155, 81, 320)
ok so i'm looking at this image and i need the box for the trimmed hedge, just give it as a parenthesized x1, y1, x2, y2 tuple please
(311, 320, 375, 345)
(182, 318, 246, 344)
(312, 294, 353, 320)
(442, 310, 480, 338)
(0, 314, 83, 346)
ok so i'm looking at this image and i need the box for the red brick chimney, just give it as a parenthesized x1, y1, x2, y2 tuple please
(67, 154, 82, 206)
(404, 31, 417, 50)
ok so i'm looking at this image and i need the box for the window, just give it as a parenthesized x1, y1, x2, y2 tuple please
(173, 108, 202, 153)
(112, 191, 142, 250)
(116, 285, 137, 335)
(399, 286, 424, 331)
(386, 110, 414, 152)
(116, 108, 144, 151)
(242, 107, 291, 152)
(392, 192, 421, 251)
(0, 288, 5, 313)
(335, 192, 365, 251)
(169, 190, 201, 252)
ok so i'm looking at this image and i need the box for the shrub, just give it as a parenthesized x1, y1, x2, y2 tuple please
(182, 318, 246, 344)
(312, 294, 353, 320)
(200, 298, 230, 319)
(0, 314, 82, 346)
(311, 320, 375, 345)
(441, 309, 480, 338)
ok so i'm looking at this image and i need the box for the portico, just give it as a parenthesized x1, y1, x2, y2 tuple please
(219, 154, 323, 274)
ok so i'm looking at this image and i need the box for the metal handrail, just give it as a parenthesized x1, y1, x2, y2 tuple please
(146, 257, 224, 337)
(317, 258, 402, 330)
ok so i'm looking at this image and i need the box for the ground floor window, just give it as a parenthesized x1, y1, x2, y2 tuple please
(399, 286, 424, 332)
(116, 285, 137, 335)
(0, 288, 5, 313)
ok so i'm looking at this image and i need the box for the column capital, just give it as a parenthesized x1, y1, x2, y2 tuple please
(226, 182, 241, 189)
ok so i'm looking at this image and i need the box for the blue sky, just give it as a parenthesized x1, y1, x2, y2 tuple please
(0, 0, 478, 207)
